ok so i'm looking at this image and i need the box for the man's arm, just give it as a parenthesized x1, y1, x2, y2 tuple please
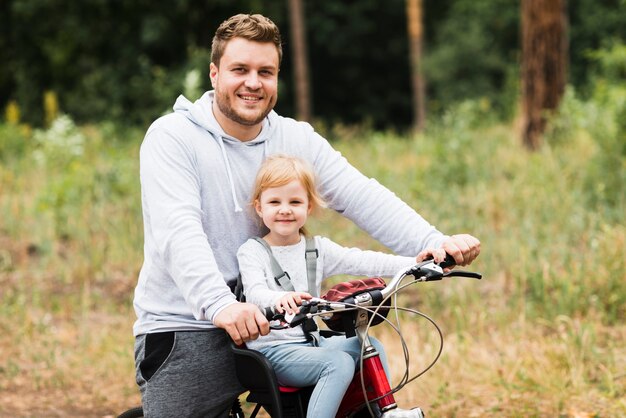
(303, 129, 479, 264)
(140, 122, 269, 341)
(318, 236, 416, 278)
(141, 123, 235, 320)
(305, 131, 443, 253)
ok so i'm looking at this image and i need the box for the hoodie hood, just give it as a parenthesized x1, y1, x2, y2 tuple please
(173, 91, 277, 145)
(173, 91, 278, 212)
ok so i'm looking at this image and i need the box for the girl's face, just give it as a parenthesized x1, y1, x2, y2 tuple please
(255, 180, 312, 246)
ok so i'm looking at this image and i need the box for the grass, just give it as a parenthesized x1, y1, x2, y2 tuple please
(0, 96, 624, 416)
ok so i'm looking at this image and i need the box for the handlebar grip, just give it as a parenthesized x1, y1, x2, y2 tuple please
(451, 270, 483, 280)
(438, 254, 457, 269)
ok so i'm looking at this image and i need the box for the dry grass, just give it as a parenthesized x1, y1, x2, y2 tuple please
(376, 310, 626, 417)
(2, 285, 624, 417)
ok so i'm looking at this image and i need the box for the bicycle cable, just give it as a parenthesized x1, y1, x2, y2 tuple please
(307, 275, 444, 417)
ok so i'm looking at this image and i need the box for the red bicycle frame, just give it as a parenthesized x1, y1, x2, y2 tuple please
(337, 345, 396, 417)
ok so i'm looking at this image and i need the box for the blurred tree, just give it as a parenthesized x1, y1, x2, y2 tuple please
(0, 0, 13, 112)
(406, 0, 426, 132)
(521, 0, 568, 150)
(288, 0, 312, 121)
(4, 0, 275, 126)
(1, 0, 624, 130)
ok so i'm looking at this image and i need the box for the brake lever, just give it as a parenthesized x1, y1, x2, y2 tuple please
(282, 300, 320, 328)
(288, 312, 308, 327)
(408, 258, 482, 282)
(407, 260, 445, 281)
(268, 316, 289, 330)
(263, 303, 311, 329)
(263, 306, 295, 329)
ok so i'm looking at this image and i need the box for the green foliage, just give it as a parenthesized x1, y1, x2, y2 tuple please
(423, 0, 520, 119)
(425, 98, 500, 189)
(587, 40, 626, 81)
(33, 115, 85, 165)
(4, 0, 220, 126)
(319, 85, 625, 326)
(1, 74, 624, 330)
(546, 42, 626, 223)
(1, 115, 142, 277)
(583, 83, 626, 220)
(3, 1, 625, 129)
(1, 56, 625, 324)
(568, 0, 626, 91)
(0, 122, 30, 162)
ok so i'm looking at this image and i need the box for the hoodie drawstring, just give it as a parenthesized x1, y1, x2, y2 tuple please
(217, 136, 243, 213)
(264, 140, 269, 158)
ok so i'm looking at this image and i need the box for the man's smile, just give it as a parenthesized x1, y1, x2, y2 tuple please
(237, 92, 262, 103)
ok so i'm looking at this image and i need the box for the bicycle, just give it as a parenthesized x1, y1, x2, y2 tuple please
(117, 255, 481, 418)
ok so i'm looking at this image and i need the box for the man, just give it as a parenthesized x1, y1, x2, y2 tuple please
(133, 13, 480, 418)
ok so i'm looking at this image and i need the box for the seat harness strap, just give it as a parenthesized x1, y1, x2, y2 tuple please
(252, 237, 320, 344)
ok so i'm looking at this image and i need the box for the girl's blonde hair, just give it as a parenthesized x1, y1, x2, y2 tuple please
(251, 154, 326, 236)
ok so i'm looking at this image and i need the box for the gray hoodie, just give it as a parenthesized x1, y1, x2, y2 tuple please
(133, 91, 447, 336)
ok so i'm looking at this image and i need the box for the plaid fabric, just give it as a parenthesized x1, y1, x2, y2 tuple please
(322, 277, 386, 301)
(321, 278, 388, 332)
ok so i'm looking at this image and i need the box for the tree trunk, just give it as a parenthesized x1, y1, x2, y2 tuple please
(521, 0, 568, 150)
(288, 0, 312, 122)
(407, 0, 426, 132)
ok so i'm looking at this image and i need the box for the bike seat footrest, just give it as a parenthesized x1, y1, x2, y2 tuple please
(279, 386, 302, 393)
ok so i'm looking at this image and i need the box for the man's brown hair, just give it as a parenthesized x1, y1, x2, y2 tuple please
(211, 14, 283, 67)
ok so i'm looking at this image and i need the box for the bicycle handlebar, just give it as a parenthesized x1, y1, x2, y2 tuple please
(261, 254, 482, 326)
(438, 253, 457, 269)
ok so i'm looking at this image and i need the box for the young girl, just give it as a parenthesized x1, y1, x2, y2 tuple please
(237, 154, 424, 418)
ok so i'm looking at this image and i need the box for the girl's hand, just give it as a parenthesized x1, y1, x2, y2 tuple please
(275, 291, 312, 315)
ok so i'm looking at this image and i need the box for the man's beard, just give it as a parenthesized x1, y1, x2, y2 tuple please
(215, 90, 275, 126)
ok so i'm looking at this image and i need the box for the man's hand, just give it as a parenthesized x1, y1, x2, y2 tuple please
(213, 302, 270, 345)
(275, 291, 312, 315)
(416, 234, 481, 267)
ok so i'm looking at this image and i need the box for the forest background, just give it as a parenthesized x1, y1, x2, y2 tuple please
(1, 0, 625, 417)
(2, 0, 625, 128)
